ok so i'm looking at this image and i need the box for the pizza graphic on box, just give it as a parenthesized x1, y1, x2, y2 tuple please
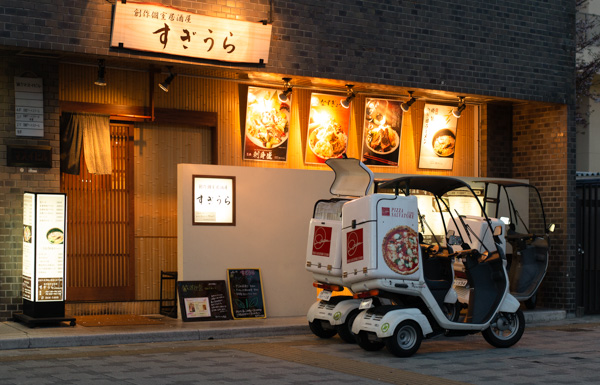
(382, 226, 419, 275)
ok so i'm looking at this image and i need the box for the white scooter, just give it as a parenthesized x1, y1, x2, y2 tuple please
(344, 176, 524, 357)
(306, 158, 380, 343)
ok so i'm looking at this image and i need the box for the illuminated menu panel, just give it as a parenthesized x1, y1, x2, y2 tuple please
(22, 193, 66, 302)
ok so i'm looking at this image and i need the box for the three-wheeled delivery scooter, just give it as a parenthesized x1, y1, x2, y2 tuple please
(345, 176, 524, 357)
(305, 158, 380, 343)
(479, 179, 554, 309)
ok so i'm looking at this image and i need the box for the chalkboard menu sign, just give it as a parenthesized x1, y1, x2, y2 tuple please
(177, 280, 232, 322)
(227, 268, 266, 319)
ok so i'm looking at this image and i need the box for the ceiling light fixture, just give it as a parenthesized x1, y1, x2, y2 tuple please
(159, 66, 176, 92)
(400, 91, 416, 112)
(94, 59, 107, 86)
(340, 84, 355, 109)
(278, 77, 293, 102)
(452, 96, 466, 118)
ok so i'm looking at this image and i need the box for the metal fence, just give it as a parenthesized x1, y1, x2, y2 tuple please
(576, 177, 600, 314)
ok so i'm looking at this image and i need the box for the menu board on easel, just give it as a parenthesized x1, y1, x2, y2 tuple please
(177, 280, 232, 322)
(227, 268, 266, 319)
(22, 192, 67, 318)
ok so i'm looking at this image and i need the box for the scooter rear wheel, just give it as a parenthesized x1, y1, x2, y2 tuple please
(482, 309, 525, 348)
(355, 330, 385, 351)
(335, 309, 360, 344)
(308, 320, 337, 339)
(385, 320, 422, 357)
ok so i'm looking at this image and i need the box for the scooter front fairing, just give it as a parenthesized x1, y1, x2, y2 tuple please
(479, 180, 554, 309)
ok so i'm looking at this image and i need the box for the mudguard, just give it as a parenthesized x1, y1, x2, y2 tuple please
(306, 298, 362, 326)
(498, 293, 521, 313)
(351, 307, 433, 339)
(444, 288, 458, 304)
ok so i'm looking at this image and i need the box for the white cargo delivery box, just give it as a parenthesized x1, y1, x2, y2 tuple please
(305, 158, 374, 285)
(341, 194, 421, 285)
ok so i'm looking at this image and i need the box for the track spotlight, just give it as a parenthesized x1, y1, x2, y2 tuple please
(400, 91, 416, 112)
(94, 59, 106, 86)
(340, 84, 355, 109)
(278, 78, 293, 102)
(159, 66, 176, 92)
(452, 96, 466, 118)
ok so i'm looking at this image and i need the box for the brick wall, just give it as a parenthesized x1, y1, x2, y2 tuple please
(0, 0, 575, 104)
(512, 103, 575, 311)
(0, 55, 60, 319)
(486, 104, 514, 178)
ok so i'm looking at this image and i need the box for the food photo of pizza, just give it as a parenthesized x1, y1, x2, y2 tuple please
(382, 226, 420, 275)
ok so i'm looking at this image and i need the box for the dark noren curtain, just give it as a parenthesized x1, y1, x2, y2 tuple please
(60, 112, 112, 175)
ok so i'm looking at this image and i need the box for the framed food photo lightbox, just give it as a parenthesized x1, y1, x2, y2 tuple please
(361, 98, 403, 167)
(418, 104, 457, 170)
(305, 92, 350, 165)
(243, 86, 291, 162)
(192, 175, 235, 226)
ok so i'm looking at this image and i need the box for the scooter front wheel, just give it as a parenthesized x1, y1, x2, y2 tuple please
(308, 320, 337, 339)
(385, 320, 422, 357)
(482, 309, 525, 348)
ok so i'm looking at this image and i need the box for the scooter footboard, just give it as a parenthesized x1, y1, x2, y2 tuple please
(351, 307, 433, 339)
(307, 297, 362, 326)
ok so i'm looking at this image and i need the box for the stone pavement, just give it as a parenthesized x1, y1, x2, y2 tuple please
(0, 309, 599, 385)
(0, 308, 570, 351)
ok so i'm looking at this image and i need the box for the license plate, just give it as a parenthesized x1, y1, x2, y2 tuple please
(359, 298, 373, 310)
(318, 290, 332, 301)
(454, 278, 468, 287)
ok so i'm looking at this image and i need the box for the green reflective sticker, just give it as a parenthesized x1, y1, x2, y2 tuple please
(333, 311, 342, 321)
(381, 323, 390, 333)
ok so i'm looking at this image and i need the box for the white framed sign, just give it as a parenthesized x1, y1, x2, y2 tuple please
(193, 175, 235, 225)
(15, 77, 44, 137)
(22, 192, 67, 303)
(110, 1, 272, 64)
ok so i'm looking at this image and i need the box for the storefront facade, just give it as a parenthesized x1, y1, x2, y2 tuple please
(0, 1, 575, 320)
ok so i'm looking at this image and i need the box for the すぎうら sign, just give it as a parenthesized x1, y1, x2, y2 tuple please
(110, 1, 272, 64)
(192, 175, 235, 225)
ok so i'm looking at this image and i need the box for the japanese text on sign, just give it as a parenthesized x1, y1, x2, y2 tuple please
(111, 1, 272, 64)
(193, 175, 235, 225)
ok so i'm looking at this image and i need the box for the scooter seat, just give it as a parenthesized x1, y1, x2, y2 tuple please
(426, 278, 452, 291)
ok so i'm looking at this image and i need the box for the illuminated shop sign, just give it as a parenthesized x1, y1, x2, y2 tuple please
(111, 1, 272, 64)
(192, 175, 235, 225)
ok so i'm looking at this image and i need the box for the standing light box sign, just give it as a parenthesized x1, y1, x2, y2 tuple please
(418, 104, 458, 170)
(110, 1, 272, 64)
(15, 77, 44, 137)
(193, 175, 235, 225)
(22, 193, 67, 318)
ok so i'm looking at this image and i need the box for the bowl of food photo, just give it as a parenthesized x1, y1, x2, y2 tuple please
(366, 125, 400, 155)
(431, 129, 456, 157)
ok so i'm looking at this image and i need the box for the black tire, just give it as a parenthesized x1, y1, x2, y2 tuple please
(385, 320, 423, 357)
(355, 330, 385, 351)
(336, 309, 360, 343)
(442, 301, 461, 322)
(524, 294, 537, 310)
(482, 309, 525, 348)
(308, 320, 337, 339)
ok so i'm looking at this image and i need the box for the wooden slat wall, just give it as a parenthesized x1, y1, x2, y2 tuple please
(62, 124, 134, 301)
(134, 122, 212, 301)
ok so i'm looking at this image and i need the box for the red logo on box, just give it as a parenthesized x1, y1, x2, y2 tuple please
(346, 228, 364, 263)
(382, 207, 390, 216)
(312, 226, 332, 257)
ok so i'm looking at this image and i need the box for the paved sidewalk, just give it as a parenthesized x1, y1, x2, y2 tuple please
(0, 308, 573, 351)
